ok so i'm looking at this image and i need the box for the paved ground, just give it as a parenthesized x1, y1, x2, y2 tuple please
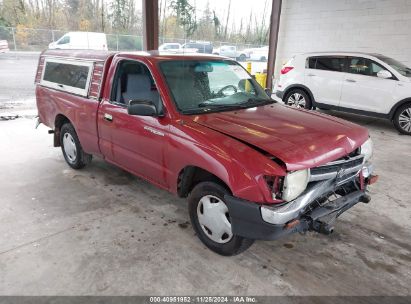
(0, 53, 38, 112)
(0, 111, 410, 296)
(0, 54, 410, 296)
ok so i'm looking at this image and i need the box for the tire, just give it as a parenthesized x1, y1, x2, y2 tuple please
(60, 123, 92, 169)
(260, 56, 267, 62)
(284, 89, 312, 109)
(238, 54, 246, 62)
(393, 102, 411, 135)
(188, 181, 254, 256)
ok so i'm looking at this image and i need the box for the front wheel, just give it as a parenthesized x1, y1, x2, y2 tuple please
(60, 123, 92, 169)
(393, 103, 411, 135)
(284, 89, 312, 109)
(188, 182, 254, 256)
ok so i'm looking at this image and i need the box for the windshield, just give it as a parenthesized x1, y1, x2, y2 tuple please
(159, 60, 272, 114)
(376, 56, 411, 78)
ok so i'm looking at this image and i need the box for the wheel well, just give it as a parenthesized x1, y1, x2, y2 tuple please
(177, 166, 231, 198)
(283, 85, 314, 103)
(389, 99, 411, 120)
(54, 114, 71, 147)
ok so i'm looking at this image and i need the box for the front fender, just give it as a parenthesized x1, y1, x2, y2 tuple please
(166, 121, 286, 203)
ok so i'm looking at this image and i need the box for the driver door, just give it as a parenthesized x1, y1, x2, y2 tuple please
(98, 59, 171, 187)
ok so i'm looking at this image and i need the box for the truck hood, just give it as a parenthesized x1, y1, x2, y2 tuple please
(192, 104, 369, 171)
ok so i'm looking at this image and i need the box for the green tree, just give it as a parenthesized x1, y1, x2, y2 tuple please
(169, 0, 197, 37)
(110, 0, 130, 31)
(194, 1, 214, 41)
(212, 10, 220, 39)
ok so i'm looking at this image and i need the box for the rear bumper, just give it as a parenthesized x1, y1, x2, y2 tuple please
(224, 171, 374, 241)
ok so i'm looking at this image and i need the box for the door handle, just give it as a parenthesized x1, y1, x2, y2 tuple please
(345, 79, 356, 83)
(104, 113, 113, 122)
(307, 73, 316, 77)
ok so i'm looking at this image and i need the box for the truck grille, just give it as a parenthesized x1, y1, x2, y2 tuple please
(309, 154, 364, 183)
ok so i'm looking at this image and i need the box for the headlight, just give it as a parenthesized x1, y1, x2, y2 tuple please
(361, 138, 373, 162)
(282, 169, 310, 202)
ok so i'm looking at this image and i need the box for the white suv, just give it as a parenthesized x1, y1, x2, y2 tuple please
(273, 52, 411, 135)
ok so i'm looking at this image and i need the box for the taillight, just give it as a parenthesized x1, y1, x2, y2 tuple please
(281, 66, 294, 74)
(35, 56, 45, 83)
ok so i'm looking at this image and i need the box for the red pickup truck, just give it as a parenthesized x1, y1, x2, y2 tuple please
(35, 50, 377, 255)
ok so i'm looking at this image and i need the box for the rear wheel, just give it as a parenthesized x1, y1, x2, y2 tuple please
(238, 54, 246, 61)
(60, 123, 92, 169)
(284, 89, 312, 109)
(393, 103, 411, 135)
(188, 182, 254, 256)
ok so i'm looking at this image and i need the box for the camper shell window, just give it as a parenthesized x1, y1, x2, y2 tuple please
(40, 58, 93, 96)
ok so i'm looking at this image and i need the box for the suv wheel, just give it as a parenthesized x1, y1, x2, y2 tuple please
(238, 54, 246, 61)
(188, 182, 254, 256)
(393, 103, 411, 135)
(60, 123, 92, 169)
(284, 89, 312, 109)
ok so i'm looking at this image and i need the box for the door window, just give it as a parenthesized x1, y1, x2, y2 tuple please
(308, 56, 345, 72)
(111, 60, 161, 109)
(347, 57, 385, 77)
(57, 35, 70, 45)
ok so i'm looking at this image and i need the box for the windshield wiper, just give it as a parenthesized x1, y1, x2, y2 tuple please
(198, 97, 275, 109)
(238, 97, 276, 107)
(198, 102, 242, 108)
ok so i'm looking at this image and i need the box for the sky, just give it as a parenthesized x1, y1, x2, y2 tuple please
(164, 0, 272, 26)
(194, 0, 271, 21)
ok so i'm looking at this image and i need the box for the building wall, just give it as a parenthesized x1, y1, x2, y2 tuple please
(275, 0, 411, 75)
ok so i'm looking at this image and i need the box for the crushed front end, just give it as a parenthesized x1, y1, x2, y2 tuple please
(225, 151, 378, 240)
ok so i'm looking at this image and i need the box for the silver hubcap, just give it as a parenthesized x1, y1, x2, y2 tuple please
(288, 93, 306, 108)
(63, 133, 77, 163)
(197, 195, 233, 244)
(398, 107, 411, 132)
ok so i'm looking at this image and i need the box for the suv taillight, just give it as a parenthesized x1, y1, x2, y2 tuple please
(281, 66, 294, 74)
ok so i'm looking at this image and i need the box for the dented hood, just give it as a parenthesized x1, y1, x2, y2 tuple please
(192, 104, 369, 171)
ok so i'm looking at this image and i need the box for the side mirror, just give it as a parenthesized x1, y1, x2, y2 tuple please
(264, 88, 272, 96)
(377, 70, 393, 79)
(128, 100, 158, 116)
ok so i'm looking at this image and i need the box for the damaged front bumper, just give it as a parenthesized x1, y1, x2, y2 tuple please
(224, 162, 376, 241)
